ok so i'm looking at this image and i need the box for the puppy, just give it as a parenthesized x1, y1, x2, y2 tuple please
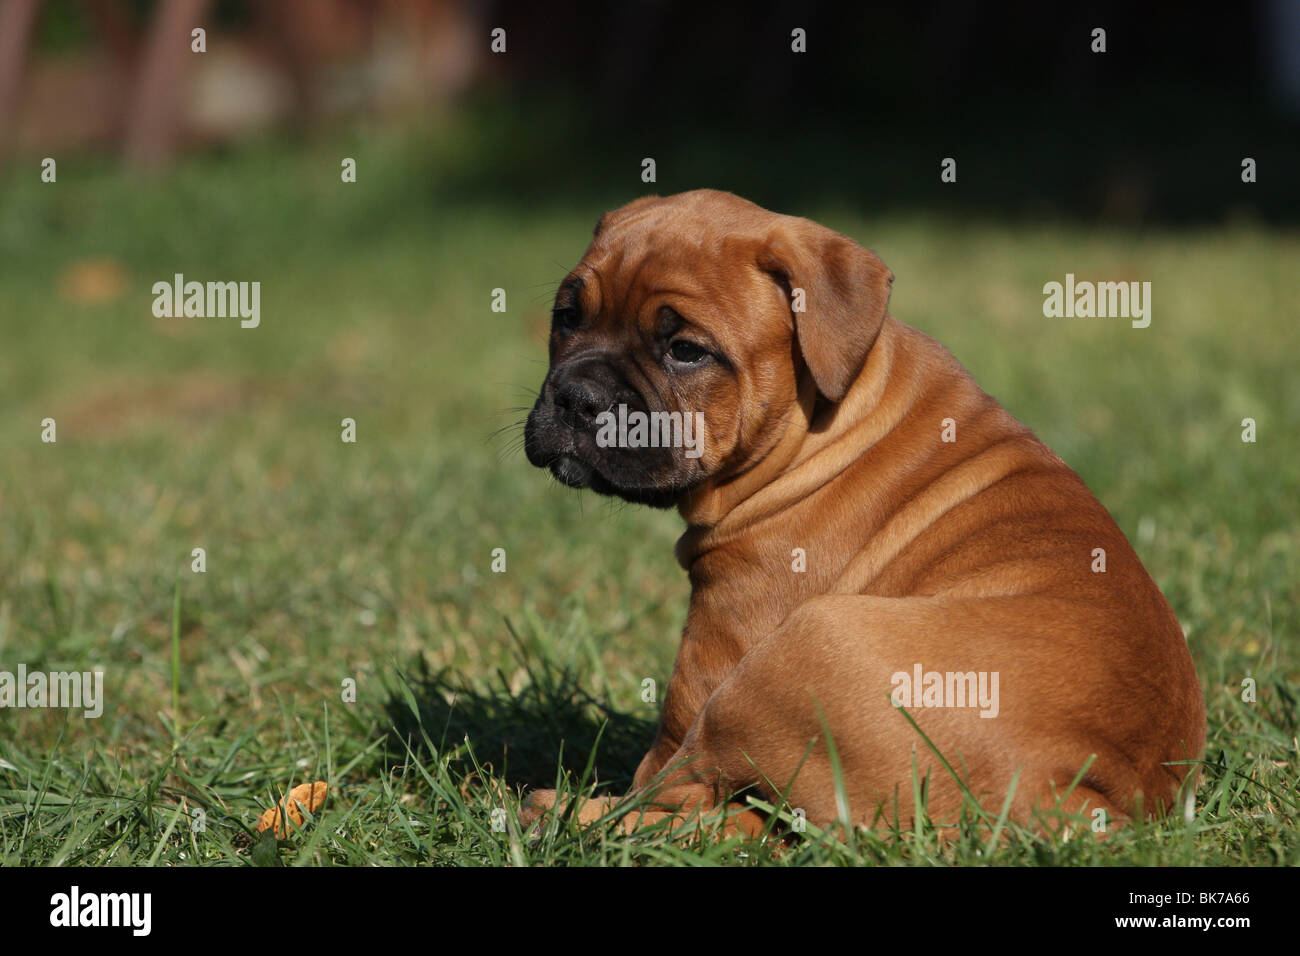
(523, 189, 1204, 835)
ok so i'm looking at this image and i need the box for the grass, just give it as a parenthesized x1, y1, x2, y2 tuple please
(0, 114, 1296, 865)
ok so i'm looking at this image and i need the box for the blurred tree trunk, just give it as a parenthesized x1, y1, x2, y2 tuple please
(124, 0, 212, 167)
(0, 0, 42, 156)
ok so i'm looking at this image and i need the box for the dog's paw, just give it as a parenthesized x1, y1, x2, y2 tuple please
(519, 789, 621, 830)
(519, 789, 558, 828)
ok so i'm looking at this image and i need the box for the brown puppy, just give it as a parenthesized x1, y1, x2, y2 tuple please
(522, 189, 1204, 835)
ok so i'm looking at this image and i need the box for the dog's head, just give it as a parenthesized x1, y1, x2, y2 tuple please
(524, 189, 893, 508)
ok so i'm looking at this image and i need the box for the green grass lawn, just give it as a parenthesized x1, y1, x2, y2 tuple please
(0, 119, 1296, 865)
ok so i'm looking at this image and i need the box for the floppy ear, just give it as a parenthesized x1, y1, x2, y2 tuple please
(758, 219, 894, 403)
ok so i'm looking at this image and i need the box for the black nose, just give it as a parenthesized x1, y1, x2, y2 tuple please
(553, 375, 609, 429)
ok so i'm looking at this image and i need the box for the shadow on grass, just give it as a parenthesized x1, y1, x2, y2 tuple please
(379, 655, 655, 793)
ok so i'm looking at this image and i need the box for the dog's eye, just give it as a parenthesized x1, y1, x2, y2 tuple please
(668, 339, 709, 364)
(553, 308, 581, 332)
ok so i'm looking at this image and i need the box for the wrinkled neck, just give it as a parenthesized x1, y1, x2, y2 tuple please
(674, 316, 905, 569)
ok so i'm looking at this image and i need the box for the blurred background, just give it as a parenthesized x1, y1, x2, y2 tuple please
(0, 1, 1296, 864)
(3, 0, 1300, 219)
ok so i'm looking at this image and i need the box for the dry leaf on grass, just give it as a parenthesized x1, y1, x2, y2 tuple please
(256, 781, 329, 838)
(57, 257, 129, 305)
